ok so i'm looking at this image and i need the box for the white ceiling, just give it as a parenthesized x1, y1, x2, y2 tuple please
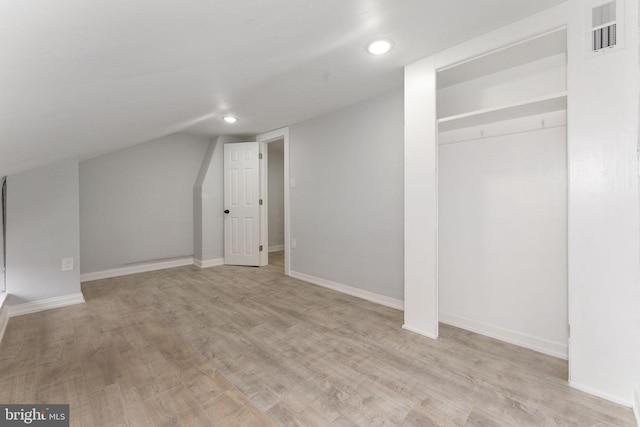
(0, 0, 565, 176)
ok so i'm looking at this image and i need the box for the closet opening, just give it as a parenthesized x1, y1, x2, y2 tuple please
(256, 127, 291, 276)
(265, 139, 285, 273)
(436, 28, 569, 362)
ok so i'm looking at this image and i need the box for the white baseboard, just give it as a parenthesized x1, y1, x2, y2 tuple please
(633, 388, 639, 427)
(439, 312, 568, 360)
(8, 293, 85, 318)
(402, 324, 439, 339)
(569, 381, 633, 408)
(0, 293, 9, 346)
(194, 258, 224, 269)
(81, 257, 194, 282)
(268, 245, 285, 253)
(289, 271, 404, 311)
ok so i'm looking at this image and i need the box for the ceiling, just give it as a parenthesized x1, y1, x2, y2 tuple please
(0, 0, 565, 176)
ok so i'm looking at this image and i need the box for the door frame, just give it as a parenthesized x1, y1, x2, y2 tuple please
(257, 127, 290, 276)
(0, 177, 5, 292)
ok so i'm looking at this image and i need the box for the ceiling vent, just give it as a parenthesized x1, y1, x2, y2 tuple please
(588, 0, 624, 56)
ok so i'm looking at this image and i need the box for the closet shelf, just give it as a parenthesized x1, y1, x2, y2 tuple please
(437, 28, 567, 89)
(437, 92, 567, 133)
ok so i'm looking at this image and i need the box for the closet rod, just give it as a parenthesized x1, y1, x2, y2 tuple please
(438, 123, 566, 146)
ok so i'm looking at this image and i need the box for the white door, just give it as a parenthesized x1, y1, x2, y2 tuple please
(224, 142, 261, 266)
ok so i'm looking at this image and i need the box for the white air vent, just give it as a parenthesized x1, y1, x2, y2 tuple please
(592, 1, 617, 50)
(588, 0, 624, 57)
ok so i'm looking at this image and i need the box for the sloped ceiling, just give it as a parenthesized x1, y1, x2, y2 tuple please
(0, 0, 565, 176)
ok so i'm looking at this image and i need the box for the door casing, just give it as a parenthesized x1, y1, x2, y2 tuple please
(257, 127, 291, 275)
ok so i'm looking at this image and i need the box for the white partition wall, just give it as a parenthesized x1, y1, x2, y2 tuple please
(566, 0, 640, 406)
(403, 57, 439, 338)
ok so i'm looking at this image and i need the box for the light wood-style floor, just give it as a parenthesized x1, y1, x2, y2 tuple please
(0, 251, 635, 426)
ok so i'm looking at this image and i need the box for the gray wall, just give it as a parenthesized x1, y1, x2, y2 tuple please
(290, 89, 404, 300)
(6, 159, 81, 303)
(80, 133, 209, 273)
(268, 140, 285, 249)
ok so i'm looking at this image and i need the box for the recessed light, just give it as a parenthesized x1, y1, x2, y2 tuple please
(367, 39, 393, 55)
(222, 115, 238, 124)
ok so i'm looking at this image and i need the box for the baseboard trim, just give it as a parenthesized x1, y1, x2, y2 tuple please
(0, 293, 9, 346)
(402, 324, 439, 339)
(633, 388, 639, 426)
(8, 293, 85, 318)
(268, 245, 285, 253)
(439, 312, 568, 360)
(81, 257, 194, 282)
(194, 258, 224, 269)
(569, 381, 633, 408)
(289, 271, 403, 311)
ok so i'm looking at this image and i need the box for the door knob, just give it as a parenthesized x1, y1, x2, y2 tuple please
(224, 209, 230, 214)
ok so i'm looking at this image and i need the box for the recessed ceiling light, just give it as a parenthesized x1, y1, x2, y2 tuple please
(367, 39, 393, 55)
(222, 115, 238, 124)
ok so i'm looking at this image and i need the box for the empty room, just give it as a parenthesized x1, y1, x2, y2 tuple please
(1, 1, 639, 426)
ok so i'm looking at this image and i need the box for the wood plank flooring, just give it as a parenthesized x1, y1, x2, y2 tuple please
(0, 251, 636, 426)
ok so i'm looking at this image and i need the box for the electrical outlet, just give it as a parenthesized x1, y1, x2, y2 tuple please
(291, 239, 297, 249)
(61, 257, 74, 271)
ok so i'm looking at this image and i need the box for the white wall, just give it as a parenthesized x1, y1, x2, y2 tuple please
(6, 159, 81, 303)
(290, 89, 404, 301)
(80, 133, 209, 273)
(566, 0, 640, 406)
(438, 127, 568, 358)
(404, 56, 439, 336)
(268, 140, 285, 249)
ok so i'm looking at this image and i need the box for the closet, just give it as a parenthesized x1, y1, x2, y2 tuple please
(436, 28, 568, 358)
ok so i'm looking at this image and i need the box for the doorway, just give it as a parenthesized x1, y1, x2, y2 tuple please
(266, 139, 285, 273)
(257, 127, 291, 276)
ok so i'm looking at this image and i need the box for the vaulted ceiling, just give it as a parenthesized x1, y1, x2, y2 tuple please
(1, 0, 565, 176)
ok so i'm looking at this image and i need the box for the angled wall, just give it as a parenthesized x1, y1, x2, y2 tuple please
(6, 158, 82, 305)
(193, 135, 242, 266)
(80, 133, 209, 274)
